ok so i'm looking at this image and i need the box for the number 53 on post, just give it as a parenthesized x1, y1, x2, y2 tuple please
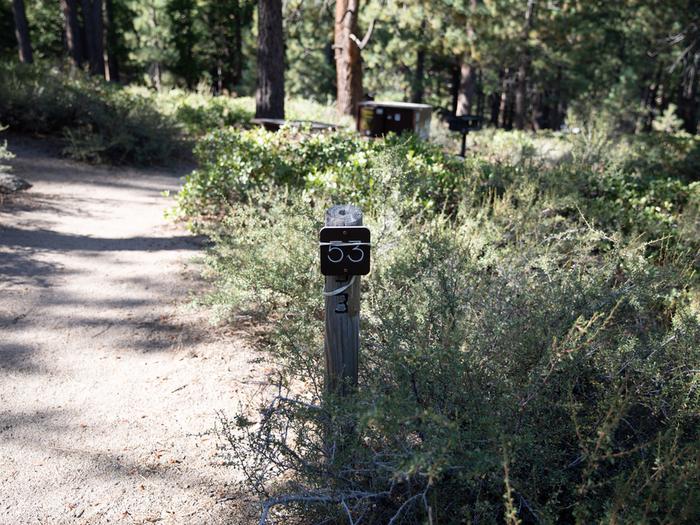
(319, 226, 371, 276)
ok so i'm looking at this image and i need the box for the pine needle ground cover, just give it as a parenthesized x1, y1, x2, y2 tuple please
(178, 126, 700, 524)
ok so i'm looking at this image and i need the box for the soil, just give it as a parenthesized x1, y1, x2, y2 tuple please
(0, 136, 261, 524)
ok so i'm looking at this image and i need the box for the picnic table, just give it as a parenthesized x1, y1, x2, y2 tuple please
(250, 118, 338, 132)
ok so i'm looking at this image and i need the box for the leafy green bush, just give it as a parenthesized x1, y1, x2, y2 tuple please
(617, 132, 700, 183)
(131, 87, 253, 136)
(0, 125, 13, 173)
(179, 126, 699, 264)
(179, 125, 700, 523)
(213, 184, 699, 524)
(176, 127, 510, 223)
(0, 63, 180, 164)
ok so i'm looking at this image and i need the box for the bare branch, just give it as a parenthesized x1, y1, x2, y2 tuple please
(257, 490, 390, 525)
(387, 490, 424, 525)
(349, 19, 376, 51)
(341, 499, 355, 525)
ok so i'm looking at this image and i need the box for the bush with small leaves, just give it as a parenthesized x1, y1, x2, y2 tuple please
(213, 182, 699, 524)
(179, 116, 700, 524)
(0, 62, 181, 165)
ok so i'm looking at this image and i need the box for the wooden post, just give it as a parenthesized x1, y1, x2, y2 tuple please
(324, 204, 362, 395)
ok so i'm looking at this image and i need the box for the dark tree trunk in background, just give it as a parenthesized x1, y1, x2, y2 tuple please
(334, 0, 362, 116)
(91, 0, 106, 76)
(678, 61, 698, 133)
(456, 0, 478, 115)
(411, 19, 426, 103)
(476, 67, 485, 116)
(104, 0, 119, 81)
(499, 68, 511, 128)
(490, 69, 504, 125)
(551, 65, 564, 130)
(531, 90, 543, 130)
(61, 0, 83, 68)
(457, 61, 477, 115)
(451, 65, 460, 114)
(490, 91, 500, 126)
(232, 0, 243, 87)
(82, 0, 105, 77)
(82, 0, 95, 69)
(505, 97, 514, 129)
(11, 0, 32, 64)
(514, 0, 535, 130)
(255, 0, 285, 118)
(514, 61, 528, 129)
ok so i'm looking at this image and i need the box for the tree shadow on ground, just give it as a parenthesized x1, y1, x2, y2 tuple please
(0, 343, 48, 375)
(0, 407, 258, 524)
(1, 226, 206, 252)
(0, 244, 65, 288)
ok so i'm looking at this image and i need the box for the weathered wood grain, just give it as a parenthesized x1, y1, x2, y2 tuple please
(324, 204, 362, 395)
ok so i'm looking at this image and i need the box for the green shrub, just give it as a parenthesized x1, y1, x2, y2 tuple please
(178, 123, 700, 523)
(0, 62, 180, 164)
(176, 126, 511, 223)
(617, 132, 700, 182)
(179, 126, 699, 264)
(213, 184, 699, 524)
(0, 125, 13, 173)
(131, 87, 253, 136)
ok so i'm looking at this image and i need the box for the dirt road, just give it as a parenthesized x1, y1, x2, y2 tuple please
(0, 137, 259, 524)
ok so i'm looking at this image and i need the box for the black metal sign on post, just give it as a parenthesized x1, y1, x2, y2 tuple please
(447, 114, 483, 157)
(319, 226, 371, 276)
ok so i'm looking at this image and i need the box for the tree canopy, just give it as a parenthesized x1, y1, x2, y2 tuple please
(0, 0, 698, 132)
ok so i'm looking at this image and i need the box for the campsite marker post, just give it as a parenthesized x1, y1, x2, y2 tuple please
(320, 205, 370, 395)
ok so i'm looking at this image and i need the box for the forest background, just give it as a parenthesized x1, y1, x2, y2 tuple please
(2, 0, 698, 134)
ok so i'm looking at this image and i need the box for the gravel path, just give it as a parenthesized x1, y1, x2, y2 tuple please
(0, 137, 260, 524)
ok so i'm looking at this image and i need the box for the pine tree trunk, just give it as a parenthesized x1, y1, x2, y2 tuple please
(490, 90, 500, 126)
(514, 61, 527, 129)
(11, 0, 33, 64)
(61, 0, 83, 68)
(92, 0, 106, 77)
(451, 65, 460, 114)
(411, 46, 425, 103)
(82, 0, 105, 77)
(514, 0, 535, 130)
(456, 0, 478, 116)
(490, 69, 504, 125)
(255, 0, 285, 119)
(232, 0, 243, 88)
(678, 61, 698, 133)
(334, 0, 362, 116)
(457, 61, 477, 115)
(499, 69, 510, 128)
(551, 65, 564, 130)
(476, 67, 484, 116)
(104, 0, 119, 81)
(411, 19, 426, 103)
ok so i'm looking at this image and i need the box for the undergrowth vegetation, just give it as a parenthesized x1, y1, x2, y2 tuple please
(0, 63, 257, 164)
(0, 62, 352, 166)
(0, 125, 13, 173)
(129, 87, 253, 137)
(0, 63, 181, 164)
(178, 124, 700, 523)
